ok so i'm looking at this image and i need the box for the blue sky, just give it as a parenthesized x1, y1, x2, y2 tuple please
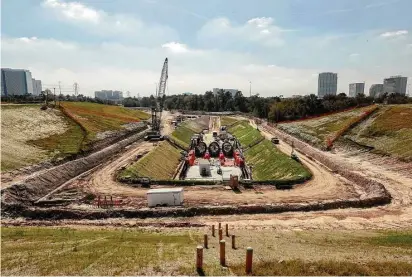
(1, 0, 411, 96)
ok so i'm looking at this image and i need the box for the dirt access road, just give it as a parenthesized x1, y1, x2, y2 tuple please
(241, 121, 412, 231)
(45, 111, 176, 204)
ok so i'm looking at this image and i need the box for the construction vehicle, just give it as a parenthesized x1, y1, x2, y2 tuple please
(144, 58, 168, 142)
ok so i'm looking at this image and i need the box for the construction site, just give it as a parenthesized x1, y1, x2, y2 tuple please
(2, 59, 412, 276)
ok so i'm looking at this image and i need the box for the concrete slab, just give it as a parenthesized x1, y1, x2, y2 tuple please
(185, 158, 242, 181)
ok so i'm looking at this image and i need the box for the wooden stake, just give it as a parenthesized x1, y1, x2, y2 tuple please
(232, 235, 236, 249)
(225, 223, 229, 236)
(219, 228, 223, 241)
(218, 222, 221, 230)
(212, 225, 215, 237)
(204, 234, 208, 249)
(220, 240, 226, 266)
(246, 247, 253, 274)
(196, 246, 203, 270)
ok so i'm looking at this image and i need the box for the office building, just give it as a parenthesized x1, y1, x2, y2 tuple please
(212, 88, 239, 97)
(369, 84, 384, 98)
(349, 83, 365, 97)
(383, 76, 408, 95)
(1, 68, 34, 96)
(32, 79, 42, 96)
(318, 72, 338, 97)
(95, 90, 124, 103)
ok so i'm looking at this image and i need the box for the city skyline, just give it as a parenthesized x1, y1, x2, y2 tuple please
(1, 0, 412, 97)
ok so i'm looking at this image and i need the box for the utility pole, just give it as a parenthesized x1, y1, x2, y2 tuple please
(53, 88, 56, 107)
(73, 82, 79, 97)
(249, 81, 252, 97)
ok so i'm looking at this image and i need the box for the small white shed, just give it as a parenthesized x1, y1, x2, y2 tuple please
(147, 188, 184, 207)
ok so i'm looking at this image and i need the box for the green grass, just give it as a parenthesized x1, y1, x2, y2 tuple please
(245, 140, 311, 180)
(221, 116, 239, 126)
(61, 102, 150, 142)
(170, 125, 197, 149)
(368, 231, 412, 248)
(230, 259, 412, 276)
(228, 121, 263, 147)
(29, 116, 84, 160)
(3, 227, 411, 276)
(347, 105, 412, 161)
(1, 226, 199, 276)
(170, 120, 206, 149)
(118, 142, 182, 180)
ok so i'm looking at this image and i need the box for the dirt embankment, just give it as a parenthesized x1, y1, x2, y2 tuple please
(1, 127, 148, 213)
(262, 123, 391, 203)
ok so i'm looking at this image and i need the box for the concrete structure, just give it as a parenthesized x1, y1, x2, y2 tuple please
(383, 76, 408, 95)
(146, 188, 184, 207)
(318, 72, 337, 97)
(94, 90, 124, 103)
(32, 79, 42, 96)
(213, 88, 239, 97)
(349, 82, 365, 97)
(1, 68, 35, 96)
(369, 84, 384, 98)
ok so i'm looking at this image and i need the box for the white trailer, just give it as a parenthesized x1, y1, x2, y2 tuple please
(147, 188, 184, 207)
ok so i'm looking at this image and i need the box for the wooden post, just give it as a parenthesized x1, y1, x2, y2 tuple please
(232, 235, 236, 249)
(196, 246, 203, 270)
(218, 222, 221, 230)
(104, 195, 107, 208)
(219, 228, 223, 241)
(204, 234, 208, 249)
(246, 247, 253, 274)
(110, 195, 113, 207)
(97, 196, 101, 208)
(225, 223, 229, 236)
(212, 225, 215, 237)
(220, 240, 226, 266)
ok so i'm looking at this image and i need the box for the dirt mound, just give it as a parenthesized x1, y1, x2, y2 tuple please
(1, 127, 148, 212)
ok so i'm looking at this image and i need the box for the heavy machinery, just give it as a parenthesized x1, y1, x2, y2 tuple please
(144, 58, 168, 141)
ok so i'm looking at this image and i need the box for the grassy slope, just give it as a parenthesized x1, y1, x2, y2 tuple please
(220, 116, 239, 126)
(228, 121, 263, 146)
(118, 142, 181, 180)
(2, 227, 411, 276)
(245, 140, 311, 180)
(61, 102, 150, 142)
(1, 105, 83, 171)
(346, 105, 412, 161)
(278, 106, 376, 149)
(227, 121, 310, 181)
(170, 120, 205, 149)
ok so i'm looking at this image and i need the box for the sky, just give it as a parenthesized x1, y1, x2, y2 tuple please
(1, 0, 412, 97)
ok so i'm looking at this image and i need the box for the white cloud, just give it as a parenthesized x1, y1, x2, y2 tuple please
(42, 0, 178, 44)
(162, 42, 189, 53)
(43, 0, 101, 23)
(380, 30, 408, 38)
(197, 17, 285, 47)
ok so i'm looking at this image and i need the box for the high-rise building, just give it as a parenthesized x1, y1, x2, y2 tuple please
(1, 68, 35, 96)
(94, 90, 124, 103)
(349, 83, 365, 97)
(32, 78, 42, 96)
(318, 72, 337, 97)
(383, 76, 408, 95)
(369, 84, 384, 98)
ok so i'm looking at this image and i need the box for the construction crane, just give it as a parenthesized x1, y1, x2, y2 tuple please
(144, 58, 168, 141)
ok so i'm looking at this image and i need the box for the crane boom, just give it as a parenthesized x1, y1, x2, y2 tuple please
(146, 58, 168, 141)
(155, 58, 168, 127)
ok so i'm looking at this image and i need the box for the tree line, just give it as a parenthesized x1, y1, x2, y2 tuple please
(123, 89, 412, 122)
